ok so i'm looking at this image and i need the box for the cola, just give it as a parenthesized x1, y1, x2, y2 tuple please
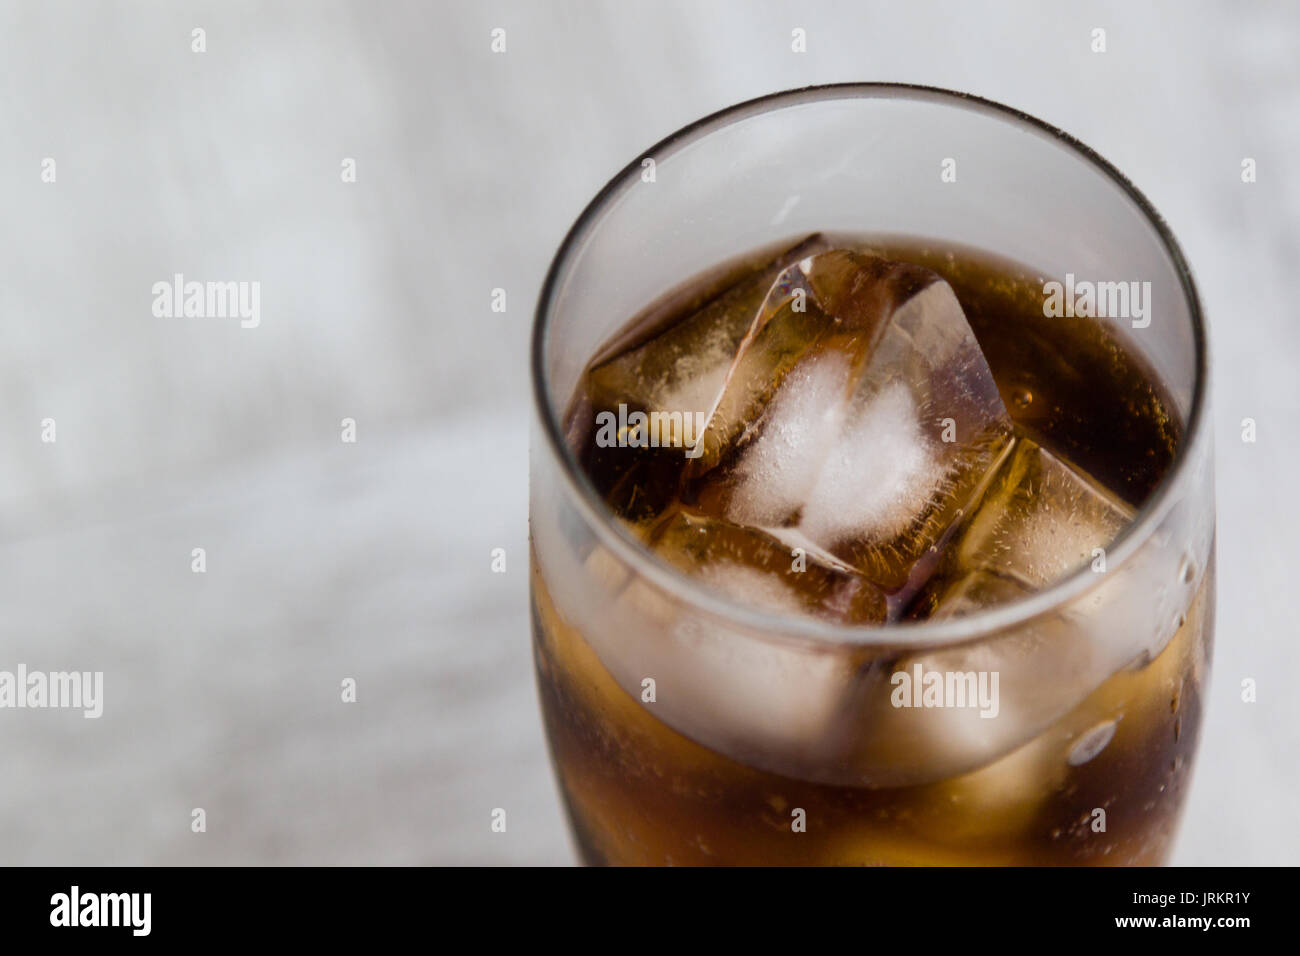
(532, 235, 1212, 865)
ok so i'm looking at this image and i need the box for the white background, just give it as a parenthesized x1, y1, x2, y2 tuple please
(0, 0, 1295, 864)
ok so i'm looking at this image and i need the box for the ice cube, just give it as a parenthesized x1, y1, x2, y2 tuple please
(644, 506, 887, 625)
(576, 235, 830, 521)
(944, 435, 1136, 591)
(908, 567, 1031, 619)
(585, 234, 831, 435)
(871, 444, 1139, 782)
(715, 349, 853, 528)
(851, 591, 1097, 784)
(690, 249, 937, 470)
(596, 507, 886, 779)
(692, 249, 1013, 593)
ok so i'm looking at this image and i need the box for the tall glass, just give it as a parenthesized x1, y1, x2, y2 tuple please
(530, 84, 1213, 865)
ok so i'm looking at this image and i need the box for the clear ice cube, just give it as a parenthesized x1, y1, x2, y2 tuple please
(644, 506, 887, 625)
(858, 591, 1095, 783)
(692, 249, 1014, 593)
(585, 234, 831, 438)
(944, 436, 1136, 592)
(874, 440, 1140, 780)
(601, 507, 886, 774)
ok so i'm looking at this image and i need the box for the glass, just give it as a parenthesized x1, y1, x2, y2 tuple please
(530, 84, 1213, 865)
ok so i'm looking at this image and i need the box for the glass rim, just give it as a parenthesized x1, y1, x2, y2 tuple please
(531, 82, 1210, 650)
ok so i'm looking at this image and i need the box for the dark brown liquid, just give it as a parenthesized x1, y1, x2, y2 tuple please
(534, 236, 1209, 865)
(570, 236, 1177, 525)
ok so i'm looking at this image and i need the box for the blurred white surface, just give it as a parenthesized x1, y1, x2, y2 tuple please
(0, 0, 1295, 864)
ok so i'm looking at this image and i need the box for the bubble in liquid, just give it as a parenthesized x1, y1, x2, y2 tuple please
(1012, 387, 1034, 410)
(1067, 718, 1120, 767)
(1180, 555, 1196, 585)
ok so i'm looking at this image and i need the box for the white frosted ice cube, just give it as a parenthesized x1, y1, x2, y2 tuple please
(695, 250, 1012, 592)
